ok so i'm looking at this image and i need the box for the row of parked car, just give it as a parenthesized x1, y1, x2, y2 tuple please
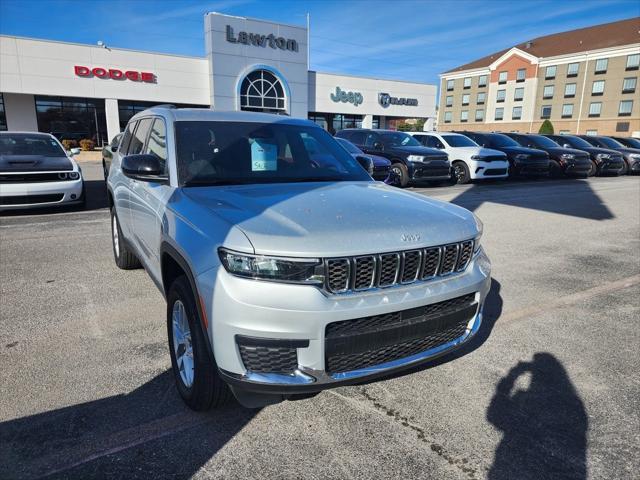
(334, 128, 640, 187)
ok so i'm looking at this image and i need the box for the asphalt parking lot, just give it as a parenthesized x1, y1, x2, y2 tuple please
(1, 161, 639, 480)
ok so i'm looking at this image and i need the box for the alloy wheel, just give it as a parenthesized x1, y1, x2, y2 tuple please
(112, 213, 120, 258)
(172, 300, 194, 388)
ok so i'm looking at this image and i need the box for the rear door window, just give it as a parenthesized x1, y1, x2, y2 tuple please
(364, 133, 381, 147)
(348, 131, 366, 145)
(127, 118, 153, 155)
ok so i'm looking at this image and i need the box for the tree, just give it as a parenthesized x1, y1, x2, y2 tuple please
(538, 120, 554, 134)
(397, 122, 412, 132)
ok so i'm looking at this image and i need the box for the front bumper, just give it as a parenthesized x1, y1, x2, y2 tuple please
(514, 160, 550, 176)
(0, 178, 83, 210)
(409, 161, 452, 181)
(598, 159, 624, 175)
(469, 160, 509, 180)
(562, 160, 591, 176)
(197, 249, 491, 394)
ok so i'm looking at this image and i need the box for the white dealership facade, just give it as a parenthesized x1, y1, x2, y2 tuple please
(0, 12, 436, 145)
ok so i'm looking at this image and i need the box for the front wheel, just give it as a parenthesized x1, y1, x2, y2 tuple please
(452, 161, 470, 184)
(549, 160, 563, 178)
(167, 275, 231, 411)
(587, 160, 597, 177)
(390, 163, 409, 188)
(619, 160, 629, 175)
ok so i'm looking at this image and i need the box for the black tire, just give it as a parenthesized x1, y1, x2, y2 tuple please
(102, 160, 109, 181)
(167, 275, 232, 411)
(110, 207, 141, 270)
(391, 163, 409, 188)
(549, 160, 563, 178)
(452, 161, 470, 184)
(620, 160, 629, 175)
(587, 160, 597, 177)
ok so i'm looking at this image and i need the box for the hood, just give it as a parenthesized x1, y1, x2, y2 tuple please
(544, 147, 589, 158)
(478, 147, 507, 158)
(579, 146, 622, 157)
(388, 145, 445, 157)
(498, 146, 548, 158)
(0, 155, 73, 172)
(183, 181, 478, 257)
(349, 152, 390, 167)
(614, 147, 640, 155)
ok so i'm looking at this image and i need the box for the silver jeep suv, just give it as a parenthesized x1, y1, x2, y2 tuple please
(107, 107, 491, 409)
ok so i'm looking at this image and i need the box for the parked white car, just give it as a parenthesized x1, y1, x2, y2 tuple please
(410, 132, 509, 184)
(0, 132, 84, 210)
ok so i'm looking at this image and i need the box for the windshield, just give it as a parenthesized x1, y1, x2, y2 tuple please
(335, 137, 362, 154)
(0, 134, 66, 157)
(487, 134, 520, 148)
(619, 137, 640, 148)
(380, 132, 421, 147)
(175, 121, 372, 186)
(597, 137, 624, 149)
(441, 135, 477, 148)
(559, 136, 592, 149)
(530, 135, 560, 148)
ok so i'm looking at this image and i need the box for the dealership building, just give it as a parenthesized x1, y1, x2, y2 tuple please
(0, 12, 436, 145)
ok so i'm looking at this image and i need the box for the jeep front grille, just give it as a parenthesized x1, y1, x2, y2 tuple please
(324, 239, 475, 294)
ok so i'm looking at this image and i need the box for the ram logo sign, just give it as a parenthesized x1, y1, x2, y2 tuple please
(379, 92, 419, 108)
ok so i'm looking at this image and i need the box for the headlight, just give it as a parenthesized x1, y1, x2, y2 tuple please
(514, 154, 530, 161)
(596, 153, 611, 160)
(473, 214, 483, 253)
(218, 248, 324, 285)
(57, 172, 68, 180)
(68, 171, 80, 180)
(407, 155, 425, 162)
(470, 155, 481, 160)
(630, 154, 640, 160)
(560, 153, 575, 160)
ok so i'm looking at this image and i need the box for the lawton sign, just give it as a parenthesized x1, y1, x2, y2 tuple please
(330, 86, 363, 106)
(225, 25, 299, 52)
(74, 66, 155, 83)
(378, 92, 418, 107)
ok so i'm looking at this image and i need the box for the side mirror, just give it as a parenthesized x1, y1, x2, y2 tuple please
(69, 147, 81, 156)
(563, 144, 571, 149)
(355, 155, 374, 175)
(373, 142, 384, 151)
(122, 154, 167, 182)
(110, 145, 118, 153)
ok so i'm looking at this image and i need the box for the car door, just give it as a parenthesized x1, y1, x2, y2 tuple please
(112, 121, 137, 239)
(362, 132, 383, 156)
(129, 117, 170, 280)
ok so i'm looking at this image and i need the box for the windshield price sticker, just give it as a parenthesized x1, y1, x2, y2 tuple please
(251, 139, 278, 171)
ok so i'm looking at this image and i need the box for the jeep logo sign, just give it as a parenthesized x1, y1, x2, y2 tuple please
(226, 25, 298, 52)
(378, 92, 418, 107)
(330, 87, 363, 106)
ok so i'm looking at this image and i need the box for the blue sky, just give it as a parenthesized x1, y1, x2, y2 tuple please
(0, 0, 638, 85)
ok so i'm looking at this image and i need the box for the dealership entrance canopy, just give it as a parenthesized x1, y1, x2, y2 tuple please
(0, 12, 436, 145)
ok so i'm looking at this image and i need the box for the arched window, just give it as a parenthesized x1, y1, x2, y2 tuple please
(239, 70, 286, 113)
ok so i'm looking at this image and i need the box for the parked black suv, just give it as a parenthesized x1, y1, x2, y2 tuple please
(611, 137, 640, 149)
(545, 135, 625, 176)
(577, 135, 640, 175)
(335, 129, 450, 187)
(503, 133, 591, 177)
(455, 131, 549, 177)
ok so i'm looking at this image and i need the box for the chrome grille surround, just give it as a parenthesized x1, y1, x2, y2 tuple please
(324, 239, 476, 294)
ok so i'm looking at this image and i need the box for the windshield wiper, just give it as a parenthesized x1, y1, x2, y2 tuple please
(183, 179, 248, 187)
(288, 177, 347, 183)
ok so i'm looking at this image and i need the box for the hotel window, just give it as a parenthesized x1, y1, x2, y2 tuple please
(494, 107, 504, 120)
(498, 71, 507, 84)
(588, 102, 601, 117)
(626, 54, 640, 71)
(567, 62, 579, 77)
(564, 83, 576, 98)
(463, 77, 472, 89)
(616, 122, 630, 132)
(462, 94, 470, 106)
(496, 89, 506, 103)
(516, 68, 526, 82)
(585, 130, 597, 135)
(512, 106, 522, 120)
(622, 77, 637, 94)
(514, 87, 524, 101)
(561, 104, 573, 119)
(477, 92, 486, 104)
(543, 85, 554, 99)
(460, 110, 469, 122)
(592, 80, 605, 96)
(545, 65, 556, 79)
(618, 100, 633, 117)
(540, 105, 552, 119)
(447, 79, 455, 91)
(594, 58, 608, 74)
(444, 111, 452, 123)
(0, 94, 6, 131)
(559, 130, 571, 134)
(445, 95, 453, 107)
(478, 75, 487, 87)
(475, 109, 484, 121)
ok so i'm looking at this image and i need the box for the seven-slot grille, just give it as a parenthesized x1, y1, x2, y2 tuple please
(325, 239, 475, 294)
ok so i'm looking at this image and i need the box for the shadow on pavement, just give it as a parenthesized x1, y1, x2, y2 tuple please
(487, 353, 588, 480)
(0, 370, 256, 480)
(449, 178, 614, 221)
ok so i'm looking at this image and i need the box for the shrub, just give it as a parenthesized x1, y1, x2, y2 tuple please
(79, 139, 95, 151)
(538, 120, 554, 135)
(61, 139, 78, 150)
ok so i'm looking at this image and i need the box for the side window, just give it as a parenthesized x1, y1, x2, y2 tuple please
(349, 131, 366, 145)
(413, 135, 427, 146)
(128, 118, 153, 155)
(119, 121, 137, 153)
(426, 136, 444, 149)
(364, 133, 381, 147)
(145, 118, 168, 174)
